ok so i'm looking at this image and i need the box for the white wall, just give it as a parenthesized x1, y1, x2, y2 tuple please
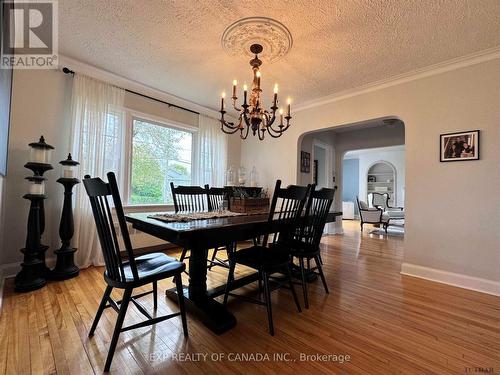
(0, 67, 241, 269)
(1, 69, 71, 266)
(352, 147, 405, 207)
(241, 57, 500, 286)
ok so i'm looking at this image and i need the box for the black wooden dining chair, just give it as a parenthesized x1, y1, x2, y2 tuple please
(286, 186, 336, 309)
(170, 182, 209, 263)
(206, 185, 234, 270)
(84, 173, 188, 372)
(223, 180, 310, 336)
(206, 185, 229, 211)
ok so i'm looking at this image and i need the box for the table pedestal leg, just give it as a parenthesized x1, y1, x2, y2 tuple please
(166, 245, 236, 334)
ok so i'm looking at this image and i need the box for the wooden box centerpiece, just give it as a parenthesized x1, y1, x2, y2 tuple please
(227, 186, 269, 214)
(230, 197, 270, 214)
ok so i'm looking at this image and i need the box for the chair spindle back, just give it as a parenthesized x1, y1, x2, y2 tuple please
(170, 182, 209, 212)
(301, 186, 336, 248)
(265, 180, 311, 246)
(83, 172, 139, 283)
(206, 185, 229, 211)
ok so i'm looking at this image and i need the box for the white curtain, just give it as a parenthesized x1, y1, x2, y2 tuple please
(70, 74, 125, 268)
(195, 115, 228, 187)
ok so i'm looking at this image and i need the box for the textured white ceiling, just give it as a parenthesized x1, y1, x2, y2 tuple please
(59, 0, 500, 111)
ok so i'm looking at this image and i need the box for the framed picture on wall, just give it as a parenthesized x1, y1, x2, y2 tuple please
(300, 151, 311, 173)
(440, 130, 480, 162)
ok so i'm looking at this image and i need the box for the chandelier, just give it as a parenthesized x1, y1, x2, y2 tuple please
(219, 44, 292, 140)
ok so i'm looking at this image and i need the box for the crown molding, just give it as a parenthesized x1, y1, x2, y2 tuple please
(58, 54, 222, 119)
(294, 45, 500, 113)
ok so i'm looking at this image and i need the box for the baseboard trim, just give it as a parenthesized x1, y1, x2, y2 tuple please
(0, 262, 20, 315)
(401, 263, 500, 296)
(0, 261, 23, 279)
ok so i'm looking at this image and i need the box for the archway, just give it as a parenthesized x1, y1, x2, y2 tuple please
(297, 117, 405, 235)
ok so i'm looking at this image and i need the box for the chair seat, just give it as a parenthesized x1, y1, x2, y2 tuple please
(383, 210, 405, 220)
(106, 253, 185, 286)
(231, 246, 291, 271)
(272, 239, 318, 257)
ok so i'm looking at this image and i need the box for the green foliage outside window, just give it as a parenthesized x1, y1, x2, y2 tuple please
(130, 119, 192, 205)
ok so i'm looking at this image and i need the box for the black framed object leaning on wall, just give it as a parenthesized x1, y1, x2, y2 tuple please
(440, 130, 480, 162)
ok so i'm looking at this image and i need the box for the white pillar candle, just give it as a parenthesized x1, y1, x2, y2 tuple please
(30, 148, 46, 163)
(29, 183, 44, 195)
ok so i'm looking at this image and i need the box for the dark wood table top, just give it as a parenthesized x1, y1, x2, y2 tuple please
(126, 211, 271, 234)
(126, 211, 342, 246)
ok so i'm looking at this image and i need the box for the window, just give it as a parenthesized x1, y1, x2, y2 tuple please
(81, 112, 123, 178)
(104, 113, 123, 173)
(130, 118, 193, 205)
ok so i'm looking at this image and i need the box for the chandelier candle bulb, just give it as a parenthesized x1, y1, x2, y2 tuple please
(232, 80, 237, 98)
(279, 108, 284, 126)
(221, 92, 226, 111)
(287, 98, 291, 116)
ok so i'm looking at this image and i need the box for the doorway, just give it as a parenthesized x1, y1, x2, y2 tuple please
(297, 116, 406, 235)
(312, 140, 332, 189)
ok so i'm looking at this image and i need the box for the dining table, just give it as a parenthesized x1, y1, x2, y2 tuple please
(125, 210, 342, 334)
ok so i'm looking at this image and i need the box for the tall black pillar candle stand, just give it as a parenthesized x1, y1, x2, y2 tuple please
(51, 154, 80, 280)
(50, 177, 80, 279)
(15, 194, 47, 292)
(25, 136, 54, 276)
(25, 162, 53, 276)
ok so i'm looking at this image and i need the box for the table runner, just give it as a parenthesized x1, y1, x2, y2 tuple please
(149, 210, 244, 223)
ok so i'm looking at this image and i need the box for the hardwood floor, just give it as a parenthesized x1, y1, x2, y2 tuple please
(1, 221, 499, 374)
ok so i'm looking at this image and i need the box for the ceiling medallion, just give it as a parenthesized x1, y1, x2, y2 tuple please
(221, 17, 293, 63)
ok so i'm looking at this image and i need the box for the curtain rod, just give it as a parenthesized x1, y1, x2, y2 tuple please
(62, 67, 200, 116)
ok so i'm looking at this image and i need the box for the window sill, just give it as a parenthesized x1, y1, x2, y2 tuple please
(121, 204, 175, 213)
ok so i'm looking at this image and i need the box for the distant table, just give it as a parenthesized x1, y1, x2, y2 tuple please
(126, 211, 342, 334)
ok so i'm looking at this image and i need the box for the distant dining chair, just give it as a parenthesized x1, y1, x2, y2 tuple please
(285, 186, 336, 309)
(223, 180, 309, 336)
(170, 182, 209, 213)
(206, 185, 229, 211)
(83, 173, 188, 372)
(170, 182, 209, 262)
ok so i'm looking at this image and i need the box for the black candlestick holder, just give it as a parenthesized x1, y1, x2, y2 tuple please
(51, 154, 80, 280)
(15, 193, 47, 292)
(25, 136, 54, 276)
